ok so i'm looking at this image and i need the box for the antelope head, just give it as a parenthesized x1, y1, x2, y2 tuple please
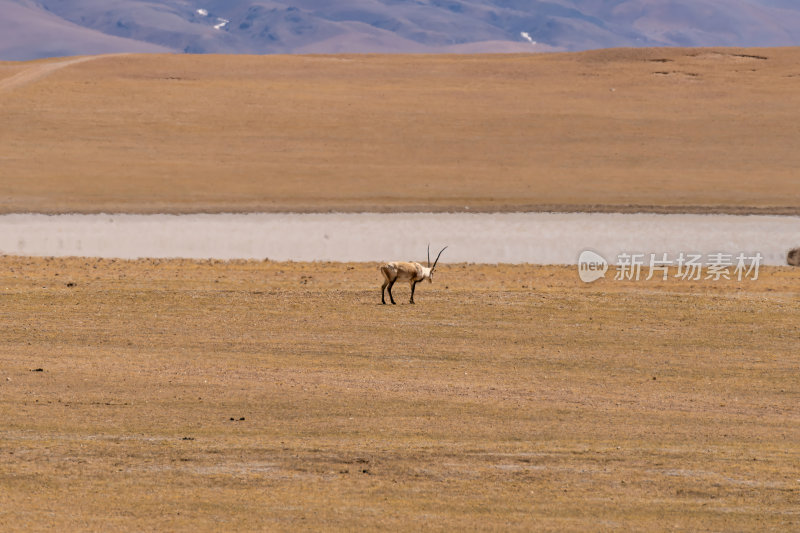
(424, 244, 448, 283)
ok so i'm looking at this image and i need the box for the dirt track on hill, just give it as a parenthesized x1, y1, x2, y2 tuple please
(0, 55, 105, 94)
(2, 48, 800, 214)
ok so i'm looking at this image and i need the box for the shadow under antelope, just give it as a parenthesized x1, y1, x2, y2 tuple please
(380, 245, 448, 305)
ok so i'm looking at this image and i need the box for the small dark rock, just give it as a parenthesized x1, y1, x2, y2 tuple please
(787, 248, 800, 267)
(30, 368, 44, 372)
(66, 282, 76, 287)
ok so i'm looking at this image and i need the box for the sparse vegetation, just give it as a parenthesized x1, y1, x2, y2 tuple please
(1, 257, 797, 530)
(2, 50, 800, 214)
(2, 45, 800, 531)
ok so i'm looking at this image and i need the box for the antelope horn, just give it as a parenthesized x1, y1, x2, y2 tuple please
(431, 246, 448, 271)
(427, 243, 431, 268)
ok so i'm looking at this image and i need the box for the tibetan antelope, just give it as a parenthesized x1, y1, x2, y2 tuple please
(380, 245, 448, 305)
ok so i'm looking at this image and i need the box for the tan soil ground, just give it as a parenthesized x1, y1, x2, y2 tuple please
(2, 49, 800, 214)
(1, 257, 798, 530)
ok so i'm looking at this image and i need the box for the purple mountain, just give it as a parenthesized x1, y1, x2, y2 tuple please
(3, 0, 800, 59)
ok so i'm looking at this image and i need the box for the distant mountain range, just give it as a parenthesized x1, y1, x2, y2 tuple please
(4, 0, 800, 59)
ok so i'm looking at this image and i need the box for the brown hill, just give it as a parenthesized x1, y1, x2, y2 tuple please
(1, 48, 799, 214)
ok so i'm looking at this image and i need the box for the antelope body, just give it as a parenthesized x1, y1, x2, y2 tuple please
(381, 245, 447, 304)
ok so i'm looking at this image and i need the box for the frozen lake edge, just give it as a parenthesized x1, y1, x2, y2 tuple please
(0, 212, 797, 266)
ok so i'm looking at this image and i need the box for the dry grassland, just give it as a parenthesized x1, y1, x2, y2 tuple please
(1, 257, 798, 530)
(2, 49, 800, 214)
